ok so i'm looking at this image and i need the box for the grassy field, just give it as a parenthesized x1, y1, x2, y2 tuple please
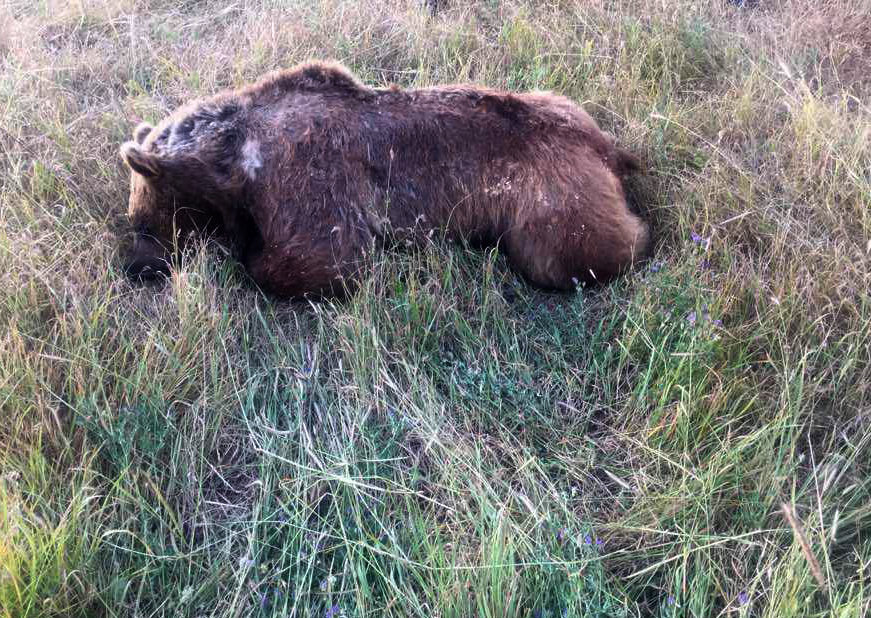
(1, 0, 870, 616)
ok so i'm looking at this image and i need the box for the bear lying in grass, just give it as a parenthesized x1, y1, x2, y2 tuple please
(121, 61, 648, 298)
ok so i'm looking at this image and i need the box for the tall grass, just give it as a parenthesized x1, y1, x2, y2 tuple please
(1, 0, 869, 616)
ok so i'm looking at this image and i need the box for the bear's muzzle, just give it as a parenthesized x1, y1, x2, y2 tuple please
(124, 234, 170, 282)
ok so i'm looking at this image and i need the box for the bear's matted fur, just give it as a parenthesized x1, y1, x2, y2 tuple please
(121, 61, 649, 297)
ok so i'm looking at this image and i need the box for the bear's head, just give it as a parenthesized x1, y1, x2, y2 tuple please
(120, 99, 250, 281)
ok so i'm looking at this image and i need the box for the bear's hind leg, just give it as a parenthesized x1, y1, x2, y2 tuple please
(504, 207, 648, 290)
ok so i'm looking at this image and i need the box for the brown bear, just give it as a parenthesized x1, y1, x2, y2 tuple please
(121, 61, 648, 298)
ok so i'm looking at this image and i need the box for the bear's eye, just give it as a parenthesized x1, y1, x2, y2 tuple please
(216, 103, 239, 121)
(177, 117, 195, 136)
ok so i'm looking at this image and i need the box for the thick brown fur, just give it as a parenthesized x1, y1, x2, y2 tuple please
(121, 61, 649, 297)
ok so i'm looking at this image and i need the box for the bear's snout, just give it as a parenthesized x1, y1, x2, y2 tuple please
(124, 234, 170, 282)
(124, 256, 170, 282)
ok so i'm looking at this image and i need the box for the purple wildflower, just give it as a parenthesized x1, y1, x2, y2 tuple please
(712, 319, 723, 327)
(667, 594, 676, 606)
(325, 604, 341, 618)
(738, 591, 749, 605)
(649, 262, 663, 273)
(557, 527, 568, 543)
(583, 534, 592, 545)
(699, 259, 711, 270)
(691, 232, 710, 249)
(595, 537, 604, 547)
(260, 591, 269, 610)
(686, 311, 697, 326)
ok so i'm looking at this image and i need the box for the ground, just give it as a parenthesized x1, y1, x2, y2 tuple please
(0, 1, 869, 617)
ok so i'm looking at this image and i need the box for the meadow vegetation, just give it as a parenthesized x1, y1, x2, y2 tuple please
(1, 0, 869, 616)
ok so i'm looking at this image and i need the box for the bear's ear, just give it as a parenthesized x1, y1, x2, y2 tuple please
(133, 122, 154, 145)
(121, 142, 162, 178)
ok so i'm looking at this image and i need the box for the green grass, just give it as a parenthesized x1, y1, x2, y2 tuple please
(1, 0, 870, 616)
